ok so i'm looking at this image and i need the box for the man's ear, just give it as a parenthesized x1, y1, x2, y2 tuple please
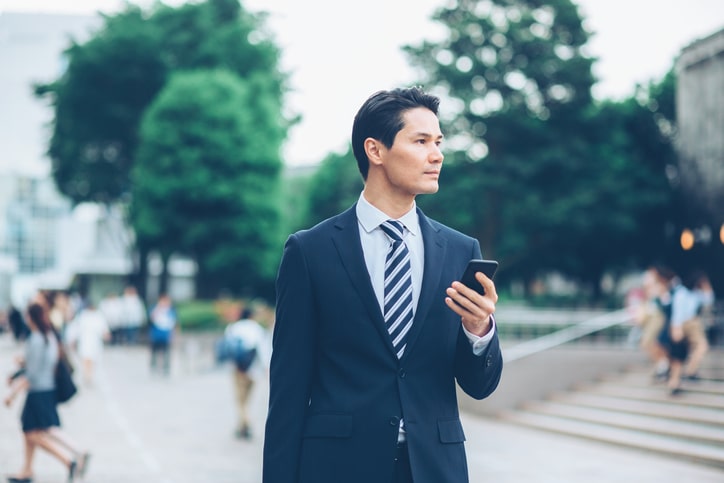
(364, 138, 385, 167)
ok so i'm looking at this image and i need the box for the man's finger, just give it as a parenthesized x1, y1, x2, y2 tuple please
(475, 272, 498, 302)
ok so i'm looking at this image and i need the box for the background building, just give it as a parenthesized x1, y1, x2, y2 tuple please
(0, 12, 96, 306)
(0, 11, 194, 307)
(675, 27, 724, 225)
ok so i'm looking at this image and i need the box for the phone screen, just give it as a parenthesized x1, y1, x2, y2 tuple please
(460, 259, 498, 295)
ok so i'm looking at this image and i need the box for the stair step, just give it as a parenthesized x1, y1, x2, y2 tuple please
(522, 400, 724, 445)
(577, 383, 724, 409)
(549, 392, 724, 426)
(500, 410, 724, 468)
(604, 372, 724, 395)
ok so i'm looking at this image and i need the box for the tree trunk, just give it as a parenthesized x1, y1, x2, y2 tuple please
(132, 244, 150, 303)
(159, 253, 170, 296)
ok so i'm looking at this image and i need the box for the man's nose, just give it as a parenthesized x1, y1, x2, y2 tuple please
(430, 144, 444, 163)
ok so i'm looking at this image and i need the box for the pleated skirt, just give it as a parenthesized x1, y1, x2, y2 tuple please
(21, 390, 60, 432)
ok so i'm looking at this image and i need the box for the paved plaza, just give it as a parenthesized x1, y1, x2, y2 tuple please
(2, 332, 723, 482)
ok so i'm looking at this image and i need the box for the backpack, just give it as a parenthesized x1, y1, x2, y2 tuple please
(149, 324, 172, 343)
(55, 355, 77, 404)
(215, 336, 257, 372)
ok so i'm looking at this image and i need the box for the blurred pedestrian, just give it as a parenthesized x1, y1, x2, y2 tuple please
(680, 270, 715, 381)
(99, 292, 124, 346)
(66, 302, 111, 387)
(149, 294, 178, 376)
(223, 306, 269, 439)
(631, 267, 669, 380)
(48, 291, 74, 342)
(121, 285, 146, 346)
(3, 302, 90, 483)
(652, 265, 691, 395)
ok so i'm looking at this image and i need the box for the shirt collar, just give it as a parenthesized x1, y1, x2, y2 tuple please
(356, 192, 419, 236)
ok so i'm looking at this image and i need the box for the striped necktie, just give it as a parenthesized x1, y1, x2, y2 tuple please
(380, 220, 413, 359)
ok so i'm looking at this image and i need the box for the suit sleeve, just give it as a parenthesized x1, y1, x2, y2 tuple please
(454, 238, 504, 400)
(455, 329, 503, 399)
(263, 234, 318, 483)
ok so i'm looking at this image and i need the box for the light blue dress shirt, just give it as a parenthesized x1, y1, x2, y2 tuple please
(355, 193, 496, 354)
(670, 283, 715, 327)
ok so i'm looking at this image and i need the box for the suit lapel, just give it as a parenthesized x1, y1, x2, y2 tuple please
(402, 208, 447, 360)
(331, 206, 398, 357)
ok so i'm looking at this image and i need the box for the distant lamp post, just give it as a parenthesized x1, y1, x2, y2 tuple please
(680, 229, 695, 250)
(720, 224, 724, 245)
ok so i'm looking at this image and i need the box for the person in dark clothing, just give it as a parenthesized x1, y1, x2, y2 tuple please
(263, 87, 503, 483)
(652, 265, 689, 396)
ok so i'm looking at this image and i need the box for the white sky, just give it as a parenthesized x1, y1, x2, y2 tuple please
(2, 0, 723, 166)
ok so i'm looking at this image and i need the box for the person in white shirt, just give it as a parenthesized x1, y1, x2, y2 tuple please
(121, 285, 146, 345)
(675, 270, 715, 381)
(99, 293, 124, 345)
(66, 303, 110, 387)
(224, 306, 269, 439)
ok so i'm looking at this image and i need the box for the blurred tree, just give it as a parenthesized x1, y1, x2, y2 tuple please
(405, 0, 686, 302)
(405, 0, 597, 293)
(37, 0, 285, 205)
(132, 70, 284, 298)
(550, 89, 679, 297)
(644, 69, 724, 296)
(34, 7, 165, 204)
(280, 166, 314, 237)
(302, 146, 363, 229)
(35, 0, 289, 298)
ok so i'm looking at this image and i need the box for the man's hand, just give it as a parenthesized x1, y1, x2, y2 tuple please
(445, 271, 498, 337)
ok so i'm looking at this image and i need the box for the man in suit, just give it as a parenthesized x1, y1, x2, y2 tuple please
(263, 87, 503, 483)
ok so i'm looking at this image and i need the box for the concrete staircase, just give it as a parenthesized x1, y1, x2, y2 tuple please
(499, 349, 724, 468)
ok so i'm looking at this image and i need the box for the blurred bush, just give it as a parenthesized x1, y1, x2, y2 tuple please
(176, 300, 223, 331)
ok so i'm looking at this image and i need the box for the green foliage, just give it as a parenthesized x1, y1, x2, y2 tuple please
(408, 0, 679, 298)
(132, 69, 284, 298)
(35, 0, 290, 300)
(408, 0, 596, 287)
(36, 7, 166, 204)
(302, 146, 363, 228)
(280, 166, 315, 236)
(176, 299, 222, 331)
(36, 0, 287, 206)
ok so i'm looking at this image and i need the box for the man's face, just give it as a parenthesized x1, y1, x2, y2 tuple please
(378, 107, 444, 197)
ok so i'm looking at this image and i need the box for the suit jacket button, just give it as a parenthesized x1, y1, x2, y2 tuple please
(389, 416, 400, 426)
(398, 369, 406, 378)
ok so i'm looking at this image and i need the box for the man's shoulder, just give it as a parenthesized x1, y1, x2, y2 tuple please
(290, 205, 356, 242)
(423, 213, 477, 243)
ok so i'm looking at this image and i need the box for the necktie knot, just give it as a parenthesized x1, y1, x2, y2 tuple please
(380, 220, 405, 243)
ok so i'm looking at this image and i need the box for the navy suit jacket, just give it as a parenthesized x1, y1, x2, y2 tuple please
(263, 205, 503, 483)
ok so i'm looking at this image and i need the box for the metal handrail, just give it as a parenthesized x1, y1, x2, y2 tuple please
(502, 308, 633, 363)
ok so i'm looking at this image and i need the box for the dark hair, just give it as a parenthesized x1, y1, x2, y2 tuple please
(240, 307, 254, 320)
(683, 269, 708, 290)
(652, 264, 677, 283)
(351, 86, 440, 179)
(27, 302, 53, 344)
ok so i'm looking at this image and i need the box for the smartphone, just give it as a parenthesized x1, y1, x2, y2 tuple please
(460, 259, 498, 295)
